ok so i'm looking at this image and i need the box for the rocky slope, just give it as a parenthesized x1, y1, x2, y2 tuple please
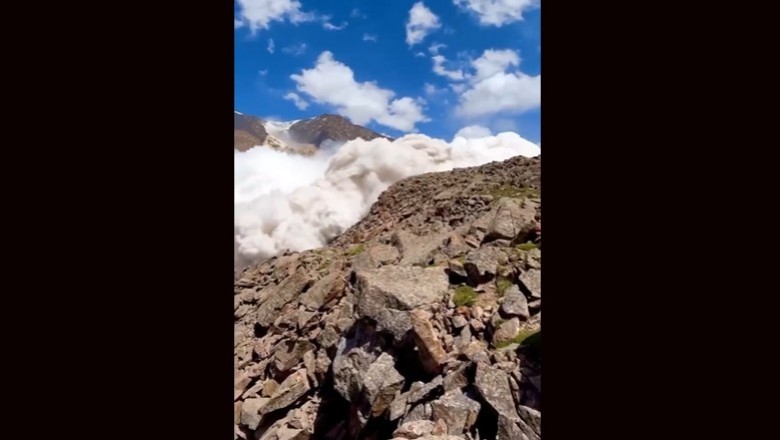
(235, 112, 390, 152)
(234, 155, 542, 440)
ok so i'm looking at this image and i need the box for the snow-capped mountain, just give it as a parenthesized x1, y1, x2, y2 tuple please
(234, 112, 391, 153)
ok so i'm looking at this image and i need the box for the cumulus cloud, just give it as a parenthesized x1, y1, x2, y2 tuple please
(290, 51, 429, 132)
(234, 132, 540, 267)
(424, 83, 445, 96)
(282, 43, 308, 56)
(235, 19, 244, 29)
(406, 2, 441, 46)
(363, 33, 378, 42)
(454, 0, 539, 26)
(432, 55, 466, 80)
(455, 49, 540, 118)
(284, 92, 309, 110)
(267, 38, 275, 54)
(235, 0, 316, 33)
(454, 125, 492, 139)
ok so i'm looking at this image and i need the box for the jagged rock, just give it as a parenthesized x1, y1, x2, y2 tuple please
(451, 315, 468, 329)
(519, 269, 541, 299)
(443, 233, 471, 258)
(315, 349, 331, 377)
(256, 269, 312, 327)
(254, 334, 282, 360)
(501, 285, 530, 319)
(475, 363, 519, 422)
(355, 266, 449, 340)
(332, 321, 382, 403)
(235, 372, 252, 401)
(299, 269, 345, 311)
(403, 402, 433, 424)
(497, 414, 529, 440)
(410, 309, 448, 374)
(353, 243, 400, 271)
(430, 390, 481, 435)
(463, 341, 491, 364)
(447, 260, 468, 278)
(443, 363, 469, 392)
(393, 420, 436, 439)
(492, 317, 521, 346)
(364, 353, 405, 416)
(262, 369, 310, 414)
(469, 318, 485, 332)
(484, 198, 537, 244)
(393, 230, 447, 266)
(463, 247, 505, 284)
(408, 376, 443, 405)
(274, 340, 315, 372)
(316, 324, 340, 349)
(262, 379, 279, 397)
(525, 249, 541, 270)
(518, 406, 541, 437)
(389, 391, 409, 421)
(431, 418, 448, 435)
(240, 397, 268, 430)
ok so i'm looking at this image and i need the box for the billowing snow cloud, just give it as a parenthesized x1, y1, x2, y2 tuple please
(454, 0, 539, 26)
(234, 132, 540, 268)
(290, 51, 429, 132)
(406, 2, 441, 46)
(454, 125, 492, 139)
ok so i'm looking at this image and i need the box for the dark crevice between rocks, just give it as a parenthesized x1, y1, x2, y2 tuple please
(254, 323, 268, 339)
(468, 385, 500, 440)
(310, 370, 351, 440)
(395, 333, 439, 392)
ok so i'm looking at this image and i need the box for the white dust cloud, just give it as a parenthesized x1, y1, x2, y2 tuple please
(234, 132, 540, 269)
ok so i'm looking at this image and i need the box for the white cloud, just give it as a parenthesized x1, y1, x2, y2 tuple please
(428, 43, 446, 55)
(451, 83, 467, 93)
(323, 21, 348, 31)
(363, 33, 378, 42)
(406, 2, 441, 46)
(282, 43, 308, 56)
(234, 132, 540, 267)
(350, 8, 367, 19)
(454, 125, 492, 139)
(453, 0, 539, 26)
(415, 52, 426, 58)
(267, 38, 275, 54)
(259, 69, 268, 76)
(290, 51, 429, 132)
(424, 83, 444, 96)
(455, 49, 540, 118)
(235, 19, 244, 29)
(235, 0, 316, 33)
(432, 55, 466, 80)
(284, 92, 310, 110)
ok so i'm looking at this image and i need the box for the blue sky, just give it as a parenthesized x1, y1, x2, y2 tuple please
(235, 1, 540, 143)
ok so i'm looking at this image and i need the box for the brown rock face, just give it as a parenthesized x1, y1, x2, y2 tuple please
(288, 114, 390, 147)
(234, 113, 268, 151)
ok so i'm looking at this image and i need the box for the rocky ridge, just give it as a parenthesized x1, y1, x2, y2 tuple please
(234, 155, 542, 439)
(235, 112, 390, 153)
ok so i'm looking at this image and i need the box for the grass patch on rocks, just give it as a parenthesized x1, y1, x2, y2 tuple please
(345, 244, 365, 257)
(453, 285, 477, 307)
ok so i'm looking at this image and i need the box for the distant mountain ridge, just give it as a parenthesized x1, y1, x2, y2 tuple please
(234, 112, 392, 152)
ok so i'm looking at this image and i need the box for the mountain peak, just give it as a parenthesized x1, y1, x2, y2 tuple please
(234, 112, 393, 151)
